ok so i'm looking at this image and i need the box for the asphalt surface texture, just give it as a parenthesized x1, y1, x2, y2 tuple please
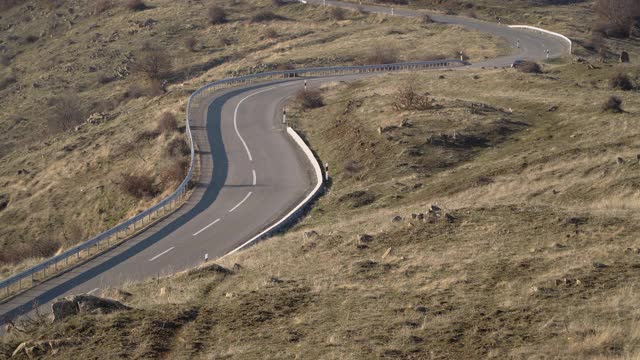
(0, 0, 569, 328)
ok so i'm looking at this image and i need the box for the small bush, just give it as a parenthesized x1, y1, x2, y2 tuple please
(271, 0, 288, 6)
(0, 55, 11, 66)
(123, 83, 146, 99)
(24, 35, 39, 43)
(0, 73, 16, 91)
(47, 95, 86, 132)
(208, 6, 226, 24)
(262, 28, 279, 39)
(161, 158, 189, 186)
(609, 73, 634, 90)
(93, 0, 112, 15)
(602, 95, 623, 113)
(166, 138, 190, 157)
(363, 45, 397, 65)
(125, 0, 147, 11)
(344, 160, 362, 174)
(276, 62, 295, 71)
(157, 112, 178, 134)
(97, 73, 115, 85)
(120, 173, 158, 198)
(295, 89, 324, 109)
(330, 6, 347, 20)
(517, 61, 542, 74)
(135, 48, 172, 80)
(184, 36, 198, 52)
(392, 84, 432, 111)
(251, 10, 283, 22)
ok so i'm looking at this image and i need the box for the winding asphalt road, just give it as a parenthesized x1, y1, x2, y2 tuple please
(0, 0, 569, 327)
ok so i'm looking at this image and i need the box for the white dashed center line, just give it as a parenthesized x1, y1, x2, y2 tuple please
(229, 192, 252, 213)
(193, 218, 221, 236)
(149, 247, 175, 262)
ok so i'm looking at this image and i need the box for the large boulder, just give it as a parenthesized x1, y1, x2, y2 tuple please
(51, 294, 130, 322)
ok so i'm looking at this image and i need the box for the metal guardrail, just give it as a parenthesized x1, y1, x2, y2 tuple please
(0, 58, 467, 299)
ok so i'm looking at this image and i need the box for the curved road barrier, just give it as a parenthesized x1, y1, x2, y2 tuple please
(508, 25, 572, 54)
(0, 59, 466, 301)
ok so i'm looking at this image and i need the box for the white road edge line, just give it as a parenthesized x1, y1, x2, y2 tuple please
(193, 218, 221, 236)
(252, 169, 257, 186)
(229, 192, 252, 213)
(149, 247, 175, 262)
(221, 126, 324, 259)
(87, 288, 99, 295)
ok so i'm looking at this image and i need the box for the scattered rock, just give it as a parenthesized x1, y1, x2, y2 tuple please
(303, 230, 320, 241)
(12, 338, 80, 358)
(547, 105, 558, 112)
(444, 213, 456, 223)
(270, 276, 284, 284)
(429, 204, 441, 213)
(51, 295, 130, 322)
(224, 292, 235, 298)
(0, 194, 8, 212)
(616, 156, 625, 165)
(401, 118, 412, 128)
(593, 262, 609, 269)
(625, 247, 640, 254)
(554, 278, 580, 287)
(232, 263, 242, 272)
(392, 215, 403, 222)
(357, 234, 373, 243)
(620, 51, 630, 63)
(550, 242, 566, 249)
(413, 305, 428, 313)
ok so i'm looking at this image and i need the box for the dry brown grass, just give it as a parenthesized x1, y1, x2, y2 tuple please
(5, 58, 640, 358)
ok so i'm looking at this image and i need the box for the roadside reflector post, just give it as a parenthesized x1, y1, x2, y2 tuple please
(304, 80, 307, 92)
(324, 163, 330, 181)
(391, 7, 394, 15)
(204, 253, 209, 262)
(282, 109, 287, 124)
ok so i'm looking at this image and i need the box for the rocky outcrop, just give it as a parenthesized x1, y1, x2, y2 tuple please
(51, 294, 130, 322)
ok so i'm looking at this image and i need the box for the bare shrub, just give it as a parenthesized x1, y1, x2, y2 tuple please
(271, 0, 288, 6)
(330, 6, 347, 20)
(594, 0, 640, 38)
(251, 10, 284, 22)
(295, 89, 324, 109)
(166, 138, 190, 157)
(363, 45, 397, 65)
(0, 72, 16, 91)
(602, 95, 623, 112)
(120, 173, 158, 198)
(135, 48, 172, 80)
(517, 61, 542, 74)
(156, 112, 178, 134)
(392, 83, 432, 111)
(276, 62, 295, 70)
(93, 0, 113, 15)
(161, 158, 189, 186)
(125, 0, 148, 11)
(97, 73, 115, 85)
(421, 14, 434, 24)
(24, 35, 38, 43)
(184, 36, 198, 52)
(147, 79, 166, 96)
(123, 83, 146, 100)
(208, 6, 227, 24)
(0, 55, 11, 66)
(609, 73, 634, 90)
(47, 95, 86, 132)
(262, 28, 279, 39)
(344, 160, 362, 174)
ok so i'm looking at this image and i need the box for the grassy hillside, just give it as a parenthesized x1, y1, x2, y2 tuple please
(4, 56, 640, 358)
(0, 0, 507, 280)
